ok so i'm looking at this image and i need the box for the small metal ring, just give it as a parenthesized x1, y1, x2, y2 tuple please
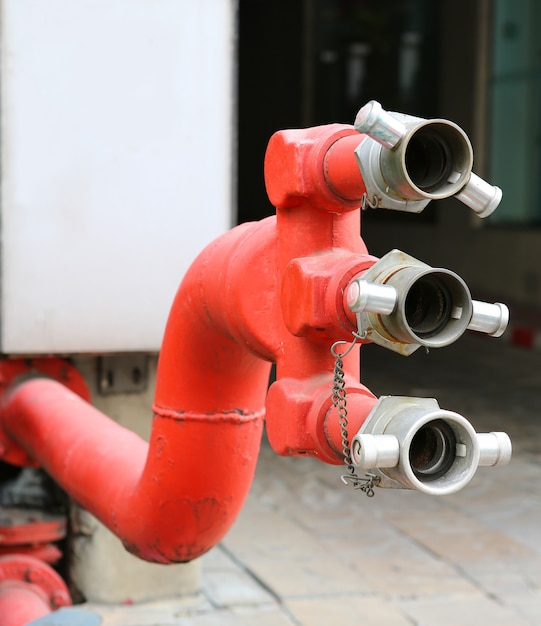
(361, 192, 379, 211)
(330, 338, 358, 359)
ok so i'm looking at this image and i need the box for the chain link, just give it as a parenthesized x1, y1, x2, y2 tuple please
(331, 338, 380, 497)
(361, 192, 379, 211)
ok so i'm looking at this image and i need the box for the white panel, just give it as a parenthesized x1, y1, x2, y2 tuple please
(0, 0, 234, 354)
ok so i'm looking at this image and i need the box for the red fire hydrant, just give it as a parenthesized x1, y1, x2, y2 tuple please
(0, 101, 511, 624)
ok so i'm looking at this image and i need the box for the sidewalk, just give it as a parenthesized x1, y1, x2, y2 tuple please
(72, 333, 541, 625)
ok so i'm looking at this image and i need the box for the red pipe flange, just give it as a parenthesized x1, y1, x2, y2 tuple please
(0, 508, 66, 565)
(0, 554, 71, 626)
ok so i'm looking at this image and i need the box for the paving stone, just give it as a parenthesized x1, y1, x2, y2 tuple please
(200, 546, 239, 571)
(389, 508, 533, 563)
(202, 567, 276, 608)
(223, 503, 327, 564)
(87, 597, 296, 625)
(396, 592, 535, 626)
(459, 556, 541, 599)
(505, 590, 541, 624)
(88, 597, 206, 626)
(350, 552, 479, 599)
(286, 596, 413, 626)
(236, 553, 373, 599)
(170, 606, 296, 626)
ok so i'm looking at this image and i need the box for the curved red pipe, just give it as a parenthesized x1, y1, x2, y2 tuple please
(0, 222, 273, 564)
(1, 378, 264, 564)
(0, 123, 379, 564)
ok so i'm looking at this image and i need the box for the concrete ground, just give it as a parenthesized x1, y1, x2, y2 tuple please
(64, 332, 541, 625)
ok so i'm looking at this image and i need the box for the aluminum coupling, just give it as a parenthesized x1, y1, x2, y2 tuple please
(346, 249, 509, 355)
(354, 100, 502, 217)
(351, 396, 512, 495)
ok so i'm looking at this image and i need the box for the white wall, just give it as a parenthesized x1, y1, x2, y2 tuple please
(0, 0, 235, 354)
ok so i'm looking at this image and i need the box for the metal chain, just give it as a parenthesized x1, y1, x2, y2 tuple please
(331, 338, 380, 497)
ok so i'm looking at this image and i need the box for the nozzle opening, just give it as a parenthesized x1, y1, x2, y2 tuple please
(391, 409, 481, 495)
(405, 128, 454, 193)
(379, 120, 473, 202)
(399, 410, 480, 495)
(409, 419, 456, 481)
(352, 396, 510, 495)
(405, 275, 452, 339)
(383, 267, 473, 348)
(403, 122, 472, 198)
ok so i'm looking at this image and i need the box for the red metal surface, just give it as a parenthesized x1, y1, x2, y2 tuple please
(0, 583, 51, 626)
(0, 123, 380, 563)
(0, 377, 263, 563)
(0, 555, 71, 626)
(0, 508, 66, 567)
(0, 544, 62, 566)
(0, 359, 90, 467)
(0, 509, 66, 546)
(262, 124, 378, 462)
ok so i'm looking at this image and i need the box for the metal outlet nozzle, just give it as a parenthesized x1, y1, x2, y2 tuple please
(348, 250, 473, 355)
(353, 100, 501, 217)
(351, 396, 512, 495)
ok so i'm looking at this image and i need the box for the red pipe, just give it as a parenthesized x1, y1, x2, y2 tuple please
(0, 544, 62, 565)
(0, 582, 51, 626)
(0, 377, 263, 564)
(0, 555, 71, 626)
(0, 123, 379, 563)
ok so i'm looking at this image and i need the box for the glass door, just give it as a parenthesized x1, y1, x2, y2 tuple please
(488, 0, 541, 225)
